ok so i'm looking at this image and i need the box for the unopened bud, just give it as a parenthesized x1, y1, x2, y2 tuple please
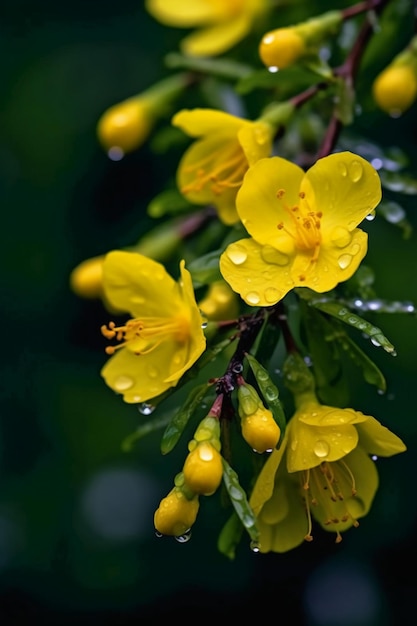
(154, 487, 199, 536)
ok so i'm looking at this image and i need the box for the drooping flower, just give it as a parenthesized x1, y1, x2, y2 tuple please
(100, 251, 206, 403)
(145, 0, 270, 57)
(220, 152, 382, 306)
(249, 393, 406, 552)
(173, 108, 275, 225)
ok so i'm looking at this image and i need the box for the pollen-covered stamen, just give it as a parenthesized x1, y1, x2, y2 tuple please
(181, 142, 248, 197)
(101, 315, 190, 355)
(301, 470, 314, 542)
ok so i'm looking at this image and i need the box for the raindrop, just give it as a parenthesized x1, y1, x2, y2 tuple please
(370, 337, 381, 347)
(226, 243, 247, 265)
(138, 403, 155, 415)
(268, 66, 279, 73)
(338, 254, 353, 270)
(108, 146, 124, 161)
(232, 363, 243, 374)
(155, 530, 163, 538)
(349, 160, 363, 182)
(377, 388, 385, 395)
(371, 157, 383, 170)
(246, 291, 261, 305)
(264, 287, 280, 304)
(371, 455, 378, 461)
(229, 486, 243, 500)
(338, 161, 348, 177)
(313, 440, 330, 458)
(366, 210, 376, 221)
(201, 321, 208, 329)
(175, 530, 192, 543)
(250, 540, 261, 552)
(114, 375, 135, 392)
(330, 226, 351, 248)
(148, 366, 159, 379)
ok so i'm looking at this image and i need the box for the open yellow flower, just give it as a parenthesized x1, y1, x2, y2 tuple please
(250, 394, 406, 552)
(145, 0, 269, 57)
(220, 152, 382, 305)
(100, 251, 206, 403)
(173, 108, 274, 225)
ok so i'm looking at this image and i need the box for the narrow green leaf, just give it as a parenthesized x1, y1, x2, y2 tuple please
(299, 291, 396, 355)
(160, 383, 211, 455)
(245, 353, 286, 441)
(121, 413, 172, 452)
(217, 511, 243, 560)
(187, 249, 222, 287)
(147, 188, 191, 218)
(221, 459, 259, 543)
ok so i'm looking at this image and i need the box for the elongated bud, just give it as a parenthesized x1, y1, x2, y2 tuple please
(373, 36, 417, 116)
(70, 255, 104, 299)
(97, 73, 188, 158)
(154, 485, 200, 536)
(237, 383, 280, 453)
(259, 10, 342, 70)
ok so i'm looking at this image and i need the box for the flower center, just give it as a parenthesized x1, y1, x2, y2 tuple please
(301, 459, 359, 544)
(276, 189, 322, 281)
(181, 140, 248, 198)
(101, 315, 190, 355)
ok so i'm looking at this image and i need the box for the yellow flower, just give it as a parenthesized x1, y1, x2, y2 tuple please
(373, 65, 417, 116)
(154, 487, 200, 536)
(250, 395, 406, 552)
(220, 152, 382, 306)
(173, 108, 274, 225)
(145, 0, 269, 57)
(100, 251, 206, 403)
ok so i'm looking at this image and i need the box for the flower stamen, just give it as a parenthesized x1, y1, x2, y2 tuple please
(101, 315, 190, 355)
(182, 143, 247, 197)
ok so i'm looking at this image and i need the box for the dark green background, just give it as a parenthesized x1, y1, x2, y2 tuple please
(1, 1, 417, 624)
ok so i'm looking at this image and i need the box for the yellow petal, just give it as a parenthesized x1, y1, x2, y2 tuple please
(181, 14, 250, 57)
(173, 108, 245, 137)
(290, 228, 368, 292)
(101, 339, 189, 403)
(220, 238, 295, 306)
(301, 152, 382, 235)
(298, 403, 368, 426)
(145, 0, 223, 26)
(102, 251, 180, 318)
(312, 447, 379, 533)
(286, 416, 359, 472)
(269, 474, 308, 552)
(249, 434, 287, 516)
(236, 156, 305, 246)
(237, 122, 273, 166)
(356, 416, 407, 457)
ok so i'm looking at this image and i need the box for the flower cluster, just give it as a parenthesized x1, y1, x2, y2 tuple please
(70, 0, 413, 557)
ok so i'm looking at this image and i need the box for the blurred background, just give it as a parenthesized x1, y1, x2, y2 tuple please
(1, 1, 417, 624)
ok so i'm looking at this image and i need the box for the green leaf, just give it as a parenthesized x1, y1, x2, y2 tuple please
(298, 290, 396, 355)
(333, 76, 355, 125)
(245, 353, 286, 442)
(164, 52, 252, 80)
(147, 188, 192, 218)
(221, 459, 259, 543)
(121, 413, 173, 452)
(187, 249, 223, 287)
(160, 383, 212, 455)
(217, 511, 243, 560)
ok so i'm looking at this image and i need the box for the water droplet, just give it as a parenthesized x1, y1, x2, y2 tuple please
(175, 529, 192, 543)
(290, 439, 298, 452)
(349, 160, 363, 182)
(201, 320, 208, 329)
(338, 161, 348, 177)
(351, 243, 361, 255)
(226, 243, 247, 265)
(377, 388, 385, 395)
(155, 530, 163, 538)
(370, 337, 381, 347)
(232, 363, 243, 374)
(264, 386, 278, 402)
(229, 486, 243, 500)
(338, 254, 353, 269)
(268, 66, 279, 73)
(366, 209, 376, 221)
(250, 540, 261, 552)
(246, 291, 260, 305)
(114, 375, 134, 391)
(371, 157, 383, 170)
(138, 402, 155, 415)
(148, 366, 159, 379)
(371, 455, 378, 461)
(261, 245, 289, 266)
(108, 146, 124, 161)
(330, 226, 352, 248)
(264, 287, 280, 304)
(313, 440, 330, 458)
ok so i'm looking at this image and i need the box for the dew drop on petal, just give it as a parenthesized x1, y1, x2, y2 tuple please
(175, 529, 192, 543)
(138, 402, 155, 415)
(264, 287, 280, 304)
(349, 160, 363, 182)
(114, 375, 135, 391)
(226, 243, 247, 265)
(108, 146, 124, 161)
(246, 291, 260, 305)
(250, 540, 261, 552)
(313, 439, 330, 458)
(338, 161, 348, 177)
(155, 530, 163, 538)
(148, 366, 159, 379)
(330, 226, 352, 248)
(366, 209, 376, 221)
(338, 254, 353, 269)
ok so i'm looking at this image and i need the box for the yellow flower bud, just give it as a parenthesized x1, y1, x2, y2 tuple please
(183, 442, 223, 495)
(97, 97, 153, 158)
(69, 255, 104, 299)
(241, 407, 280, 454)
(198, 280, 240, 321)
(373, 64, 417, 116)
(154, 487, 200, 536)
(259, 28, 306, 70)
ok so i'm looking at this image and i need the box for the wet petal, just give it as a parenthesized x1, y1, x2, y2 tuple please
(249, 434, 288, 516)
(220, 238, 295, 306)
(356, 416, 407, 456)
(301, 152, 382, 234)
(102, 251, 180, 317)
(146, 0, 225, 26)
(238, 122, 273, 166)
(181, 14, 251, 57)
(236, 156, 305, 245)
(173, 108, 245, 137)
(298, 403, 368, 426)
